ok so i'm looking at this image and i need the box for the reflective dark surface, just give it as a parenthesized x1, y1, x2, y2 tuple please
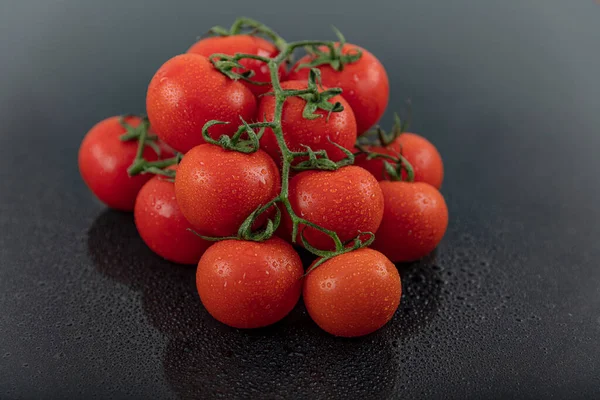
(1, 1, 600, 399)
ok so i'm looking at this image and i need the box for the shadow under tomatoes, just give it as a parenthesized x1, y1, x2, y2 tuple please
(87, 210, 443, 400)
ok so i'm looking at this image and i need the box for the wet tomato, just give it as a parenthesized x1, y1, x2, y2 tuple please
(257, 80, 357, 165)
(146, 53, 257, 153)
(303, 248, 401, 337)
(196, 238, 303, 328)
(284, 166, 384, 250)
(287, 43, 389, 134)
(372, 181, 448, 262)
(174, 144, 281, 237)
(187, 35, 285, 96)
(79, 116, 161, 211)
(134, 167, 211, 264)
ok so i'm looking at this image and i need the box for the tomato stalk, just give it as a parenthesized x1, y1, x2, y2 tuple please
(208, 17, 362, 72)
(198, 22, 376, 267)
(118, 116, 181, 178)
(293, 27, 362, 72)
(354, 106, 416, 181)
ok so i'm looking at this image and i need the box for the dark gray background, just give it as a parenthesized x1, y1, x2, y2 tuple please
(1, 0, 600, 399)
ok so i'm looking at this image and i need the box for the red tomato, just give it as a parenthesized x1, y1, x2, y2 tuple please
(257, 80, 357, 165)
(146, 53, 257, 153)
(174, 144, 281, 237)
(187, 35, 284, 96)
(287, 43, 389, 135)
(134, 167, 211, 265)
(390, 133, 444, 189)
(79, 116, 160, 211)
(196, 238, 303, 329)
(372, 181, 448, 262)
(303, 248, 401, 337)
(355, 133, 444, 189)
(353, 145, 399, 181)
(284, 166, 384, 250)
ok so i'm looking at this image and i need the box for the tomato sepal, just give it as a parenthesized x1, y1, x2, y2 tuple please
(303, 231, 375, 276)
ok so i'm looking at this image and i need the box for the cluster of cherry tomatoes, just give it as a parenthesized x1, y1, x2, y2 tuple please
(78, 18, 448, 337)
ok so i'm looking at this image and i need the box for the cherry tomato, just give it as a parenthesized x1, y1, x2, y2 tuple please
(372, 181, 448, 262)
(353, 145, 398, 181)
(196, 238, 303, 329)
(391, 133, 444, 189)
(134, 167, 211, 265)
(355, 133, 444, 189)
(287, 44, 389, 135)
(303, 248, 401, 337)
(187, 35, 285, 97)
(146, 53, 257, 153)
(174, 144, 281, 237)
(257, 80, 357, 165)
(79, 116, 161, 211)
(284, 166, 384, 250)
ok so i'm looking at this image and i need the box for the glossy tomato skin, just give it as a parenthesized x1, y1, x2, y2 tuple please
(284, 166, 384, 251)
(146, 53, 257, 153)
(354, 145, 399, 181)
(134, 168, 211, 265)
(303, 248, 401, 337)
(174, 144, 281, 237)
(390, 133, 444, 189)
(196, 238, 303, 329)
(187, 35, 284, 96)
(355, 134, 444, 189)
(373, 181, 448, 262)
(257, 80, 357, 165)
(287, 43, 389, 135)
(78, 116, 160, 211)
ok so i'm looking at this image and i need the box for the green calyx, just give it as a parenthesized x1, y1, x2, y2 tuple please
(354, 142, 415, 183)
(207, 17, 288, 53)
(292, 139, 354, 171)
(360, 100, 412, 145)
(303, 232, 375, 275)
(209, 53, 272, 85)
(119, 115, 181, 178)
(296, 69, 344, 120)
(190, 198, 282, 243)
(201, 119, 274, 154)
(353, 101, 416, 181)
(295, 26, 362, 72)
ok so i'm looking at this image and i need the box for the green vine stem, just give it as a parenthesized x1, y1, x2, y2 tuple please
(119, 116, 181, 178)
(354, 143, 415, 182)
(200, 18, 374, 267)
(294, 27, 362, 72)
(353, 102, 415, 181)
(208, 17, 288, 53)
